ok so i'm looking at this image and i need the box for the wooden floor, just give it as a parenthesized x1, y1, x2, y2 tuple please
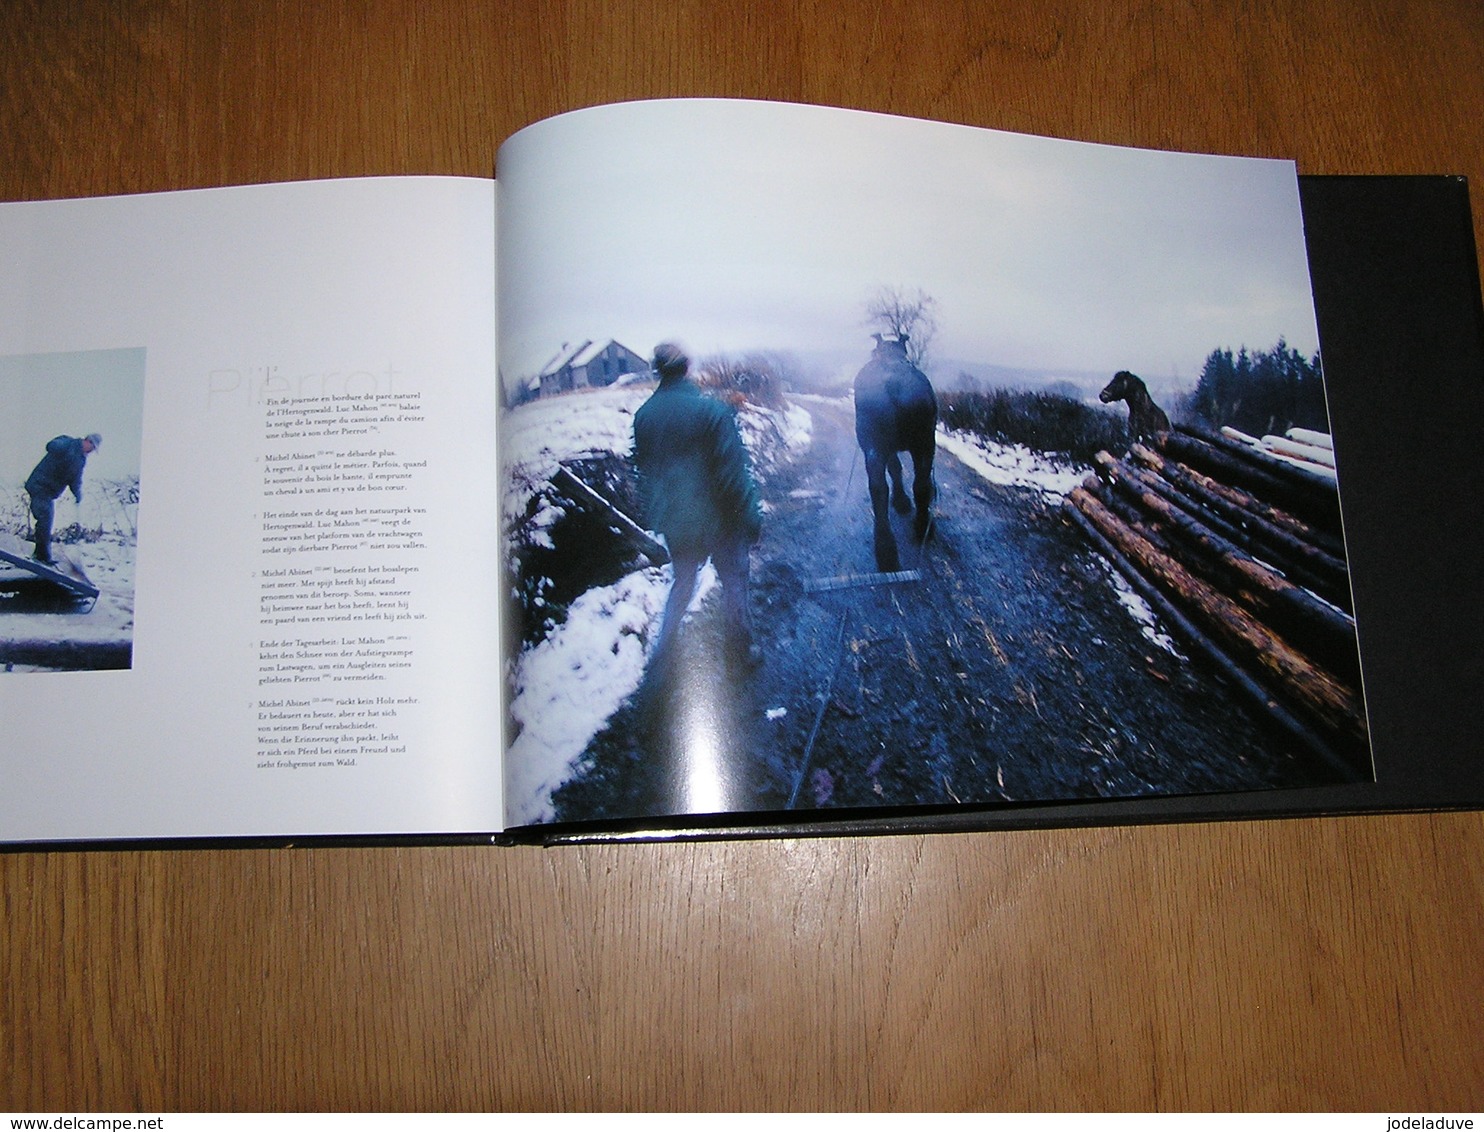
(3, 1, 1483, 1111)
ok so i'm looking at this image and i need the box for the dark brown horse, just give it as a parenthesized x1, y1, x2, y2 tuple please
(1099, 370, 1171, 444)
(853, 334, 937, 572)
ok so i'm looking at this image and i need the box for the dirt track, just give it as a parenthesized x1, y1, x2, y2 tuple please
(552, 396, 1336, 823)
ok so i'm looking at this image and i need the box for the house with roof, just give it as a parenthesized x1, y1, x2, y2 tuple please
(533, 339, 649, 396)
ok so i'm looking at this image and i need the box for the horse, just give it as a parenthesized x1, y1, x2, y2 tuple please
(853, 334, 937, 572)
(1099, 370, 1170, 445)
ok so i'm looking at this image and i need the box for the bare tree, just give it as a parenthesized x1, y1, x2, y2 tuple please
(864, 286, 938, 368)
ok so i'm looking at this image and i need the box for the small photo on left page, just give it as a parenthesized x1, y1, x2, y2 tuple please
(1, 347, 144, 672)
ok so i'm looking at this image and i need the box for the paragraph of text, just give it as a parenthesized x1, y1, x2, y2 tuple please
(255, 692, 418, 767)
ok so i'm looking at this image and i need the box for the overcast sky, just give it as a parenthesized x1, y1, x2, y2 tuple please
(1, 347, 145, 484)
(496, 99, 1320, 390)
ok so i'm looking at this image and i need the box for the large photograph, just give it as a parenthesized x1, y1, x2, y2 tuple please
(1, 348, 144, 673)
(496, 100, 1370, 827)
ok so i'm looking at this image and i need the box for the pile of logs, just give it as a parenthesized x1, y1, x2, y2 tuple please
(1219, 425, 1337, 481)
(1065, 423, 1368, 777)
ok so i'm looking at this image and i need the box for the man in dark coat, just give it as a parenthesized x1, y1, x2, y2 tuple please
(25, 432, 100, 564)
(633, 343, 763, 669)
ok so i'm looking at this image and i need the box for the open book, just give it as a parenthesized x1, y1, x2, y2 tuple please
(2, 99, 1481, 846)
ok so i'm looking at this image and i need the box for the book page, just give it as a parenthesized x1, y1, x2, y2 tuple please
(0, 177, 502, 842)
(495, 99, 1371, 830)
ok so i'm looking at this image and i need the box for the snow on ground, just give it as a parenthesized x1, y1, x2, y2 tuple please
(737, 399, 813, 479)
(933, 428, 1180, 656)
(502, 385, 811, 541)
(505, 558, 725, 825)
(502, 385, 653, 532)
(1094, 557, 1182, 657)
(502, 387, 1189, 820)
(501, 385, 808, 822)
(1, 483, 137, 665)
(0, 539, 136, 650)
(505, 564, 668, 825)
(503, 387, 1199, 820)
(935, 427, 1087, 502)
(792, 394, 1086, 503)
(503, 385, 651, 472)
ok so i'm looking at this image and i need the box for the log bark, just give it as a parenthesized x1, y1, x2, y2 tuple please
(1288, 427, 1335, 451)
(1067, 486, 1367, 746)
(1062, 501, 1361, 780)
(1094, 454, 1361, 682)
(1132, 443, 1345, 557)
(1261, 434, 1338, 469)
(1163, 426, 1342, 533)
(1177, 422, 1337, 491)
(1130, 444, 1352, 603)
(551, 464, 670, 566)
(1107, 449, 1351, 605)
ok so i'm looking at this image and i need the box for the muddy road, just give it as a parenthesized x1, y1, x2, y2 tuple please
(552, 396, 1330, 823)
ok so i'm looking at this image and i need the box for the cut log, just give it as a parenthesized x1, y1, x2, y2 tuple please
(1130, 445, 1352, 603)
(1093, 454, 1361, 682)
(1262, 434, 1337, 469)
(1179, 422, 1337, 492)
(1067, 486, 1367, 746)
(1223, 425, 1339, 472)
(1256, 440, 1339, 481)
(1120, 446, 1353, 610)
(1166, 425, 1342, 533)
(1112, 450, 1267, 551)
(1063, 501, 1362, 780)
(1220, 425, 1262, 447)
(1083, 473, 1183, 559)
(1131, 444, 1346, 558)
(550, 465, 670, 566)
(1287, 427, 1334, 451)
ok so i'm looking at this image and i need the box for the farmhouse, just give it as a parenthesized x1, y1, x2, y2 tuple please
(533, 339, 648, 396)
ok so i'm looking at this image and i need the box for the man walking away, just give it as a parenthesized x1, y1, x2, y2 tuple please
(25, 432, 100, 565)
(632, 343, 763, 671)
